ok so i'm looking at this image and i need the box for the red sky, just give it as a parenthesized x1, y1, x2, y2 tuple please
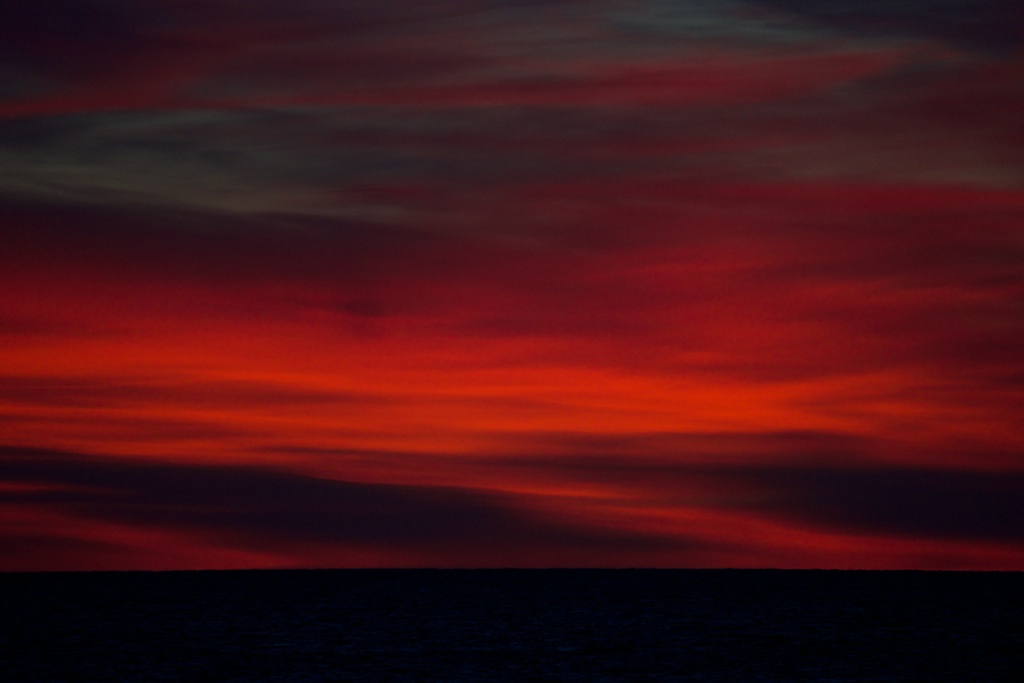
(1, 0, 1023, 570)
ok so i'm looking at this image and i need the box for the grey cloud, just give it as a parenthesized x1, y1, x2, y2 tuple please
(728, 464, 1024, 543)
(754, 0, 1024, 52)
(496, 441, 1024, 544)
(0, 446, 691, 560)
(0, 193, 509, 288)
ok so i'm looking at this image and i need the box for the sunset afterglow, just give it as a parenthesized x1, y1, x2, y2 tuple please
(2, 0, 1022, 570)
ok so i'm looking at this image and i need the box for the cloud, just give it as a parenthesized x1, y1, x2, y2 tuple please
(0, 193, 499, 289)
(754, 0, 1024, 53)
(0, 446, 694, 567)
(723, 464, 1024, 543)
(5, 181, 1022, 395)
(0, 315, 99, 339)
(0, 0, 153, 80)
(1, 1, 1021, 571)
(0, 375, 375, 410)
(0, 0, 923, 121)
(493, 439, 1024, 544)
(496, 429, 871, 464)
(0, 531, 127, 572)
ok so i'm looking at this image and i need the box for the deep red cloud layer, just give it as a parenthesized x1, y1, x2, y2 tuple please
(1, 0, 1022, 570)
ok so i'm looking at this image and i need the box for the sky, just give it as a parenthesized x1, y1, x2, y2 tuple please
(1, 0, 1022, 571)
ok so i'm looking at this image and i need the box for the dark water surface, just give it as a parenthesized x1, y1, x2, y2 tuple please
(2, 569, 1021, 682)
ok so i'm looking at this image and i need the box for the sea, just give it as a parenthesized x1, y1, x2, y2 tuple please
(2, 569, 1021, 682)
